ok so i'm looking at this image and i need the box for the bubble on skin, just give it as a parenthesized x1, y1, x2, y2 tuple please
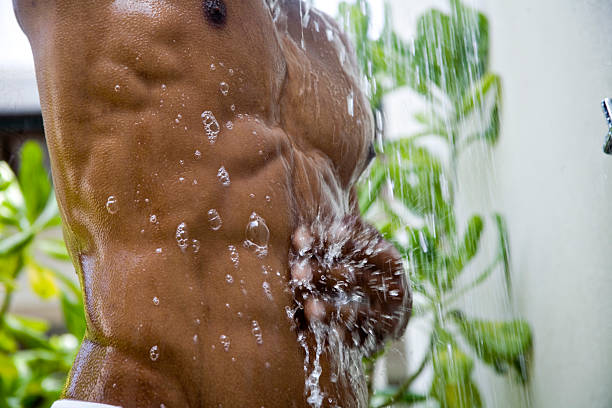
(210, 63, 216, 71)
(153, 296, 160, 306)
(230, 104, 236, 112)
(226, 121, 234, 130)
(217, 166, 231, 186)
(201, 111, 220, 144)
(193, 334, 199, 344)
(219, 335, 230, 352)
(149, 345, 160, 361)
(161, 84, 167, 91)
(114, 84, 121, 92)
(225, 274, 234, 284)
(228, 245, 240, 268)
(155, 248, 163, 254)
(219, 82, 230, 96)
(194, 150, 202, 160)
(244, 212, 270, 257)
(150, 214, 158, 224)
(265, 195, 271, 203)
(176, 222, 189, 251)
(208, 209, 223, 231)
(251, 320, 263, 345)
(228, 68, 234, 76)
(106, 196, 119, 214)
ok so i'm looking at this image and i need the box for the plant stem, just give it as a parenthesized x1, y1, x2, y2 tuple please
(444, 255, 502, 307)
(378, 335, 434, 408)
(0, 286, 13, 327)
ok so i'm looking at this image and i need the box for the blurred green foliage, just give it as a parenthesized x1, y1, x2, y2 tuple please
(0, 141, 83, 407)
(338, 0, 533, 406)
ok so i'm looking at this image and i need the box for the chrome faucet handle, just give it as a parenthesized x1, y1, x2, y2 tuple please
(601, 98, 612, 154)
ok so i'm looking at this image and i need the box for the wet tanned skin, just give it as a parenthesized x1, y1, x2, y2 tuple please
(13, 0, 410, 407)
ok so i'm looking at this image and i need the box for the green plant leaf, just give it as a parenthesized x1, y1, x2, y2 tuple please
(18, 141, 52, 224)
(4, 315, 51, 350)
(453, 313, 532, 383)
(0, 163, 25, 225)
(26, 261, 59, 300)
(0, 230, 34, 257)
(0, 254, 22, 285)
(410, 1, 489, 101)
(37, 239, 71, 262)
(358, 161, 386, 214)
(431, 330, 482, 408)
(59, 292, 86, 340)
(494, 213, 512, 297)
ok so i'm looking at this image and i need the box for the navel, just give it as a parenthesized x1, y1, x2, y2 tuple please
(203, 0, 227, 26)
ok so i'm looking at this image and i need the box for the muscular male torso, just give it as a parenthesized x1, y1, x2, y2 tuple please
(14, 1, 409, 407)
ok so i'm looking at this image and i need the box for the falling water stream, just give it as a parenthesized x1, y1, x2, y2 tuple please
(295, 0, 532, 407)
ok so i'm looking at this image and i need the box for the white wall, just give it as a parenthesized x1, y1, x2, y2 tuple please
(387, 0, 612, 407)
(484, 1, 612, 407)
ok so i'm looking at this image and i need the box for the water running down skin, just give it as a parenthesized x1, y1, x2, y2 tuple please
(13, 0, 411, 406)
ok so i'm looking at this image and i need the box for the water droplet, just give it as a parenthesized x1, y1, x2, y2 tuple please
(265, 195, 271, 203)
(244, 212, 270, 257)
(150, 345, 160, 361)
(225, 274, 234, 283)
(217, 166, 231, 186)
(210, 63, 216, 71)
(251, 320, 263, 345)
(194, 150, 202, 160)
(230, 104, 236, 112)
(191, 239, 201, 254)
(262, 281, 274, 301)
(161, 84, 167, 91)
(176, 222, 189, 251)
(179, 176, 185, 183)
(156, 248, 163, 254)
(249, 193, 255, 199)
(106, 196, 119, 214)
(201, 111, 220, 144)
(347, 91, 354, 117)
(193, 334, 199, 343)
(228, 69, 234, 76)
(228, 245, 240, 268)
(114, 84, 121, 92)
(150, 214, 158, 224)
(208, 209, 223, 231)
(219, 82, 230, 96)
(195, 318, 201, 325)
(220, 335, 230, 352)
(226, 121, 233, 130)
(153, 296, 160, 306)
(326, 28, 334, 41)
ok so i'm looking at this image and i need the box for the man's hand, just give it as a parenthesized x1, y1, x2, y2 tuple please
(290, 216, 412, 352)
